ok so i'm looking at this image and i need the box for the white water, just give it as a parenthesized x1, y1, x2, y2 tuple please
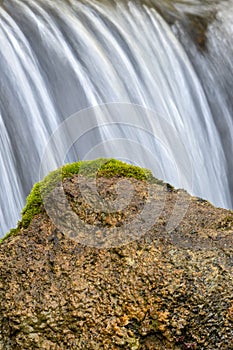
(0, 0, 232, 236)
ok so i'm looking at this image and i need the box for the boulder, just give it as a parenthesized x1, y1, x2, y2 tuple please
(0, 159, 232, 349)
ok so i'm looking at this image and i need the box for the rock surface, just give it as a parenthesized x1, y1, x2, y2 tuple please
(0, 161, 232, 349)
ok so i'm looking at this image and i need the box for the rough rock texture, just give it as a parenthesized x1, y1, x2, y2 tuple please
(0, 171, 233, 349)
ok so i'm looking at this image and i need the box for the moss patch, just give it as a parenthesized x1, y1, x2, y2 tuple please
(1, 158, 155, 242)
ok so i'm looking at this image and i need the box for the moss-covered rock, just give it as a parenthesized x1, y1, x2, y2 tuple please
(0, 159, 232, 349)
(1, 158, 154, 242)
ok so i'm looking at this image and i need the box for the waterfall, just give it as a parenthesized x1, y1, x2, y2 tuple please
(0, 0, 232, 236)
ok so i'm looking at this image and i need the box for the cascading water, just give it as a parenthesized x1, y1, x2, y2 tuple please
(0, 0, 232, 236)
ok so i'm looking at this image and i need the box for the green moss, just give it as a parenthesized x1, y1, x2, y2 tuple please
(1, 158, 156, 242)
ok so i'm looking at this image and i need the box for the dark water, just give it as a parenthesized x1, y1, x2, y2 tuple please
(0, 0, 233, 236)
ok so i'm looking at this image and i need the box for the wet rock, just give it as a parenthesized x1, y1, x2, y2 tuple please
(0, 166, 232, 349)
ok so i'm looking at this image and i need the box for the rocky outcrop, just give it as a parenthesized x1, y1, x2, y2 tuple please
(0, 159, 232, 349)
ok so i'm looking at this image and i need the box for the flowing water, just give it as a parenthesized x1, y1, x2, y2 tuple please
(0, 0, 233, 236)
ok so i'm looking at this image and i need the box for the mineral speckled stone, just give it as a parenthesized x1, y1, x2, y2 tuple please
(0, 169, 232, 349)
